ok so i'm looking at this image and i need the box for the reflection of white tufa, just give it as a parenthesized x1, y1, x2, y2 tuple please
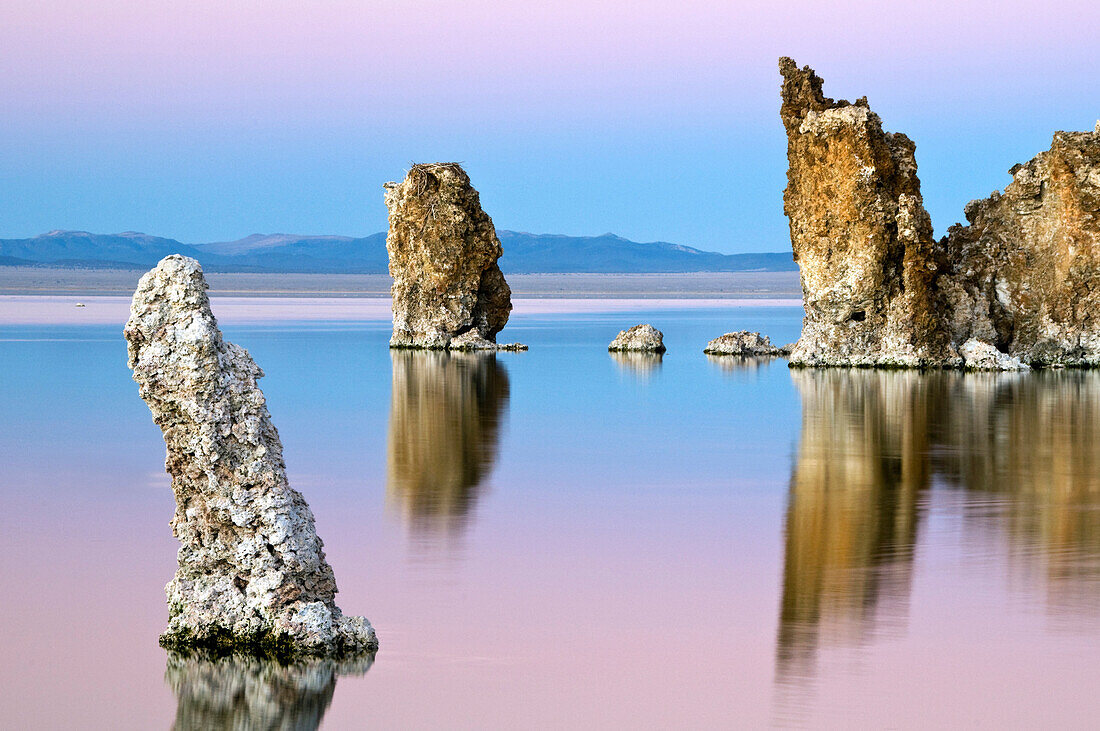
(166, 651, 373, 729)
(125, 255, 377, 657)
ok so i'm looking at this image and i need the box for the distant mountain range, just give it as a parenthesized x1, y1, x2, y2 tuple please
(0, 230, 795, 274)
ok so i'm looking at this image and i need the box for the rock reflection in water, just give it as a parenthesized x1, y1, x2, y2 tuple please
(610, 351, 663, 377)
(386, 351, 509, 532)
(778, 369, 1100, 685)
(937, 372, 1100, 616)
(166, 652, 373, 731)
(777, 370, 935, 681)
(705, 354, 781, 375)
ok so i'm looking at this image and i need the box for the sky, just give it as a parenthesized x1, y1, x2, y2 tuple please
(1, 0, 1097, 253)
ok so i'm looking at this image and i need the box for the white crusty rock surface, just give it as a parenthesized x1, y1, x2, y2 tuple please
(449, 330, 528, 351)
(704, 331, 788, 356)
(959, 338, 1030, 371)
(384, 163, 522, 350)
(608, 323, 666, 353)
(124, 255, 377, 657)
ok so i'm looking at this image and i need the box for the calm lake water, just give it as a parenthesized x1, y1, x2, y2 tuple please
(2, 299, 1099, 728)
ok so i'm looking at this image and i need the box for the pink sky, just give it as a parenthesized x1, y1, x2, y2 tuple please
(5, 0, 1096, 124)
(1, 0, 1097, 248)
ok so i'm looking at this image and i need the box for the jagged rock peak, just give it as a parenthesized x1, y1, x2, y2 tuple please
(383, 163, 521, 350)
(779, 57, 954, 367)
(124, 255, 377, 658)
(941, 126, 1100, 366)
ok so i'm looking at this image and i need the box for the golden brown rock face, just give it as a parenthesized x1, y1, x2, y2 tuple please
(383, 163, 515, 349)
(941, 131, 1100, 365)
(780, 58, 1100, 369)
(779, 58, 952, 367)
(778, 370, 931, 677)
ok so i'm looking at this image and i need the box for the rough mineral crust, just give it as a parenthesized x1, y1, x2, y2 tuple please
(780, 58, 1100, 370)
(125, 255, 378, 658)
(608, 323, 666, 353)
(941, 128, 1100, 366)
(779, 57, 954, 367)
(384, 163, 522, 350)
(959, 338, 1030, 371)
(450, 330, 528, 351)
(703, 331, 789, 356)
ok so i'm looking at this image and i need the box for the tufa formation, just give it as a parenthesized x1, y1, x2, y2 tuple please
(608, 323, 666, 353)
(940, 130, 1100, 366)
(779, 57, 1100, 369)
(779, 57, 950, 367)
(383, 163, 524, 351)
(125, 255, 377, 658)
(704, 331, 789, 357)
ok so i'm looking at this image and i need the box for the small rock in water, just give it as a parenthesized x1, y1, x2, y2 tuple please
(959, 338, 1030, 371)
(704, 331, 788, 356)
(124, 255, 377, 658)
(75, 302, 85, 307)
(608, 323, 666, 353)
(449, 330, 528, 351)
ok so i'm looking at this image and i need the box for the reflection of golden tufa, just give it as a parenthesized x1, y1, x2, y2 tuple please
(936, 372, 1100, 615)
(166, 650, 373, 731)
(777, 370, 1100, 686)
(778, 370, 931, 681)
(386, 350, 509, 531)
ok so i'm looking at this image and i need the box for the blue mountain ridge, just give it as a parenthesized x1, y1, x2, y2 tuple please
(0, 230, 796, 274)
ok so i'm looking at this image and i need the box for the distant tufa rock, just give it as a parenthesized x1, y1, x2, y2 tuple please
(779, 57, 952, 368)
(124, 255, 377, 658)
(383, 163, 523, 351)
(608, 323, 666, 353)
(779, 57, 1100, 369)
(704, 331, 789, 356)
(941, 130, 1100, 366)
(450, 330, 528, 351)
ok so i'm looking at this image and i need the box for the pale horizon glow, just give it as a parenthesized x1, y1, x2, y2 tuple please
(1, 0, 1097, 251)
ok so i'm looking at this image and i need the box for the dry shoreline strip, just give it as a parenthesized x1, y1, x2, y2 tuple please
(0, 294, 803, 326)
(0, 267, 802, 299)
